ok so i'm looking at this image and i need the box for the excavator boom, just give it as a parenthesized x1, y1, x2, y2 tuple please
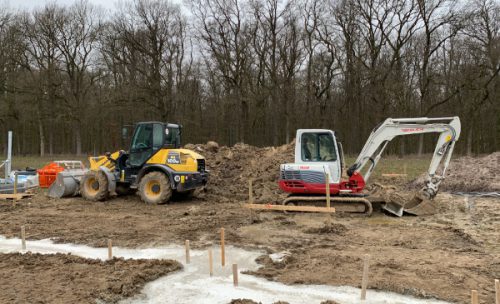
(347, 117, 461, 216)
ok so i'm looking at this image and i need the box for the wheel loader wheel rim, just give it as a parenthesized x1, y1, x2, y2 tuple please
(145, 180, 161, 199)
(86, 177, 99, 195)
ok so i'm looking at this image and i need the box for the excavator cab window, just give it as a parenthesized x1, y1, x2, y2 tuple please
(301, 133, 337, 162)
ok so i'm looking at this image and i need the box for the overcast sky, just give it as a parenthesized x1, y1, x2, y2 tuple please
(7, 0, 116, 10)
(4, 0, 184, 12)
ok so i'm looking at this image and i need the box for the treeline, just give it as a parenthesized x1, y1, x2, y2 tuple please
(0, 0, 498, 156)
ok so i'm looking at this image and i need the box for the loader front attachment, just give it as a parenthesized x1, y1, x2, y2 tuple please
(47, 169, 88, 198)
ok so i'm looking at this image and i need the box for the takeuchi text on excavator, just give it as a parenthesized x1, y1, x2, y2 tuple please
(278, 117, 461, 216)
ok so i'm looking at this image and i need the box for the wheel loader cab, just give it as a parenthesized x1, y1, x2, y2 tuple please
(128, 122, 181, 167)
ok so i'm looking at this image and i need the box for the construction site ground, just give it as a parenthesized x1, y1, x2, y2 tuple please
(1, 144, 499, 304)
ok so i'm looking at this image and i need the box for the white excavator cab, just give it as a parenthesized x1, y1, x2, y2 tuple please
(294, 129, 342, 184)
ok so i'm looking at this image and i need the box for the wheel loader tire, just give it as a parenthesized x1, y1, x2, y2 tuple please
(139, 172, 172, 204)
(80, 171, 109, 201)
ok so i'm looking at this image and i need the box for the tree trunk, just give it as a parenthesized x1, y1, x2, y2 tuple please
(49, 131, 53, 155)
(417, 134, 424, 156)
(37, 102, 45, 157)
(466, 125, 473, 156)
(399, 138, 405, 159)
(74, 121, 82, 155)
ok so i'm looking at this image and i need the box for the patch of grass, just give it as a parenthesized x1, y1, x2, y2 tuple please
(343, 154, 430, 183)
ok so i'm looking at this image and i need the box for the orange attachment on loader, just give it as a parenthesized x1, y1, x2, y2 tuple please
(37, 163, 65, 188)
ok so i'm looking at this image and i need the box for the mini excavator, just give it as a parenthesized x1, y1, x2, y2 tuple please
(278, 117, 461, 216)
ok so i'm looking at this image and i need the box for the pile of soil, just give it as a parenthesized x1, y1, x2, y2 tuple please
(0, 252, 181, 303)
(410, 152, 500, 192)
(185, 141, 295, 203)
(229, 301, 291, 304)
(303, 223, 348, 235)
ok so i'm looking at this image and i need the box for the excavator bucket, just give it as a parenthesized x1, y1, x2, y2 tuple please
(369, 185, 437, 217)
(47, 169, 88, 198)
(379, 190, 406, 217)
(382, 201, 404, 217)
(402, 192, 438, 216)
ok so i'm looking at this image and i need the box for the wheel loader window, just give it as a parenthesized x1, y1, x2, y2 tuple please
(165, 127, 180, 147)
(131, 124, 153, 150)
(301, 133, 337, 162)
(153, 124, 163, 149)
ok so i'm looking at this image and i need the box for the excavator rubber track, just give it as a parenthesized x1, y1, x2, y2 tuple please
(282, 195, 373, 216)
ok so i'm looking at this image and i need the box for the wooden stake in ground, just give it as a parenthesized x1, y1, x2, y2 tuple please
(13, 174, 18, 195)
(325, 172, 330, 209)
(220, 228, 225, 267)
(247, 179, 257, 222)
(21, 225, 26, 250)
(471, 290, 478, 304)
(325, 172, 332, 224)
(107, 239, 113, 260)
(360, 254, 370, 300)
(403, 163, 407, 181)
(495, 279, 500, 304)
(248, 179, 253, 203)
(185, 240, 190, 264)
(232, 264, 238, 287)
(208, 248, 213, 276)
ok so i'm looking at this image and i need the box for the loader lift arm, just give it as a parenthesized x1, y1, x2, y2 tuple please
(347, 117, 461, 199)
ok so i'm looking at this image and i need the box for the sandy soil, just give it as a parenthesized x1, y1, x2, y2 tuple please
(0, 143, 498, 303)
(0, 252, 181, 304)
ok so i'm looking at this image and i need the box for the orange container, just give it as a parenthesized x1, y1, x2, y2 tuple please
(37, 163, 65, 188)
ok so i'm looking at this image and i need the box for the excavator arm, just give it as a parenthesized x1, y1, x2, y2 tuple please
(347, 117, 461, 214)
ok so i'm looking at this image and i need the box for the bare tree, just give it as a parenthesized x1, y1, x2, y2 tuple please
(56, 0, 102, 155)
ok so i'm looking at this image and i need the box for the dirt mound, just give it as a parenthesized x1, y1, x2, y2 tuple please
(189, 141, 295, 203)
(229, 300, 261, 304)
(0, 252, 181, 304)
(409, 152, 500, 192)
(229, 300, 289, 304)
(304, 223, 348, 235)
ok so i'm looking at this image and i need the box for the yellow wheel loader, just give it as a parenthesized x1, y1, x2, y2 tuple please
(79, 122, 208, 204)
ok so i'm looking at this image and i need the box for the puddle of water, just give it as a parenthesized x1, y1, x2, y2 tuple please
(0, 236, 450, 304)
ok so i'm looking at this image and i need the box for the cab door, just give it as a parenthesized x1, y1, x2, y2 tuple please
(295, 129, 342, 184)
(128, 123, 164, 167)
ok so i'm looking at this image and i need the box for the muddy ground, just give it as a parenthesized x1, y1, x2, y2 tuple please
(0, 191, 498, 303)
(0, 144, 499, 303)
(0, 252, 181, 304)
